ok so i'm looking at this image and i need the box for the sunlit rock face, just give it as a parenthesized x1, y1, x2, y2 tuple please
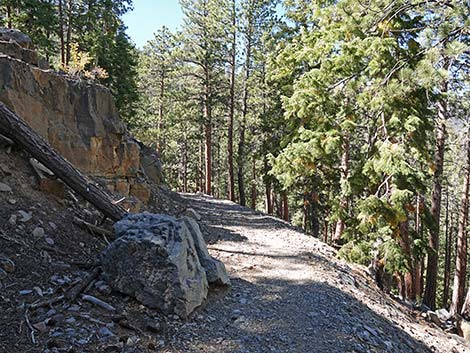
(0, 29, 163, 207)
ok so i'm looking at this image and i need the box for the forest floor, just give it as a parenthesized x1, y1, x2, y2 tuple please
(0, 147, 469, 353)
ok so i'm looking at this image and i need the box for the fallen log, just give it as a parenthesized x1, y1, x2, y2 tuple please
(0, 102, 127, 221)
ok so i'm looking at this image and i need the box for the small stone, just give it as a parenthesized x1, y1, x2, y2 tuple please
(436, 308, 452, 322)
(32, 321, 48, 332)
(18, 210, 32, 222)
(49, 222, 57, 230)
(98, 327, 114, 337)
(45, 237, 55, 245)
(145, 320, 162, 333)
(97, 284, 112, 295)
(0, 268, 7, 280)
(67, 304, 80, 312)
(65, 317, 76, 324)
(33, 286, 43, 296)
(8, 199, 16, 205)
(8, 214, 16, 225)
(32, 227, 45, 238)
(0, 182, 12, 192)
(126, 336, 140, 347)
(0, 257, 15, 273)
(240, 298, 248, 305)
(19, 289, 33, 295)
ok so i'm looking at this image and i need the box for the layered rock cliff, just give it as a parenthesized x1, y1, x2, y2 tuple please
(0, 29, 162, 209)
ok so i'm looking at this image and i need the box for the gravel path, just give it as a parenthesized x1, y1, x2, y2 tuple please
(165, 193, 469, 353)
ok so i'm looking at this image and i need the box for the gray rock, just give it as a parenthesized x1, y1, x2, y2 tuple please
(32, 227, 45, 238)
(436, 308, 452, 322)
(0, 28, 32, 48)
(18, 210, 32, 222)
(45, 237, 55, 245)
(0, 268, 7, 280)
(0, 182, 11, 192)
(182, 216, 230, 286)
(102, 213, 208, 318)
(8, 214, 16, 225)
(0, 257, 14, 273)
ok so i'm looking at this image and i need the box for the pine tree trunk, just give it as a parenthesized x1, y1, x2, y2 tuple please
(450, 136, 470, 316)
(204, 67, 212, 195)
(65, 0, 73, 65)
(251, 158, 257, 209)
(227, 0, 236, 202)
(265, 166, 273, 215)
(58, 0, 65, 65)
(333, 133, 350, 244)
(198, 127, 205, 193)
(399, 220, 418, 300)
(443, 190, 452, 308)
(323, 219, 329, 243)
(182, 139, 188, 193)
(423, 114, 447, 309)
(237, 20, 253, 207)
(7, 5, 12, 28)
(282, 192, 289, 221)
(157, 73, 165, 156)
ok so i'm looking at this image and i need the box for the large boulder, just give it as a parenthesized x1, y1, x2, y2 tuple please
(101, 214, 208, 318)
(182, 216, 230, 286)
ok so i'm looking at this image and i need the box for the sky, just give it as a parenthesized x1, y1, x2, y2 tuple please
(123, 0, 184, 48)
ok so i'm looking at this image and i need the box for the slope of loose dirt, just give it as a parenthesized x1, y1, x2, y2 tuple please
(1, 147, 469, 353)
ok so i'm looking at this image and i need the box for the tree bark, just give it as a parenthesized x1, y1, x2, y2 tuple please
(58, 0, 65, 66)
(443, 189, 452, 308)
(203, 66, 212, 195)
(237, 16, 253, 207)
(251, 158, 257, 209)
(451, 135, 470, 316)
(6, 5, 12, 28)
(333, 133, 350, 244)
(157, 72, 165, 157)
(282, 192, 289, 221)
(227, 0, 236, 202)
(423, 108, 447, 309)
(398, 220, 417, 300)
(0, 103, 126, 221)
(65, 0, 73, 65)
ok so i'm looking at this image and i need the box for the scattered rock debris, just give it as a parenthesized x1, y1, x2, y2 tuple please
(1, 149, 469, 353)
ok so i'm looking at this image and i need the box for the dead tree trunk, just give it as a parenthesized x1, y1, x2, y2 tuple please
(0, 103, 126, 221)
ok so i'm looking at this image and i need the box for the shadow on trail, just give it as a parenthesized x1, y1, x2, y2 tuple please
(181, 278, 433, 353)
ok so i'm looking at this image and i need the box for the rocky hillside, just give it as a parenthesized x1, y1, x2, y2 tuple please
(0, 28, 163, 212)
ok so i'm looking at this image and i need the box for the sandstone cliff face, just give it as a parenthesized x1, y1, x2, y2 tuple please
(0, 31, 162, 208)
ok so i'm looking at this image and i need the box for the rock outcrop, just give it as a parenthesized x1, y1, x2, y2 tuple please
(101, 213, 210, 318)
(0, 29, 163, 208)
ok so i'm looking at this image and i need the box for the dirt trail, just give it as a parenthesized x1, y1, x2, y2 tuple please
(166, 193, 468, 353)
